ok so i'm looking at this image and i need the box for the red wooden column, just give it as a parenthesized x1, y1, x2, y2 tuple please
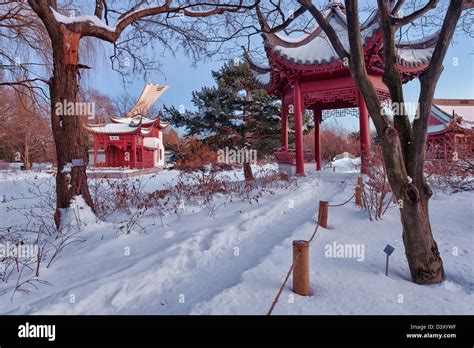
(358, 91, 370, 174)
(141, 138, 145, 169)
(93, 137, 98, 167)
(131, 135, 137, 169)
(294, 79, 305, 176)
(313, 107, 322, 171)
(105, 138, 110, 167)
(281, 98, 288, 150)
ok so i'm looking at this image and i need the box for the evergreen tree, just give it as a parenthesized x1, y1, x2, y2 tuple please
(163, 61, 281, 176)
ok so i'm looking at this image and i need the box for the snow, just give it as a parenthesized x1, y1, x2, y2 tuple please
(87, 123, 140, 134)
(273, 16, 350, 65)
(271, 8, 379, 66)
(0, 168, 472, 314)
(428, 124, 447, 134)
(51, 8, 116, 32)
(253, 71, 271, 85)
(436, 105, 474, 123)
(331, 157, 361, 173)
(396, 47, 435, 67)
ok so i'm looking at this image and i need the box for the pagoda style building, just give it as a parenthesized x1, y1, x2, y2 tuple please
(246, 0, 437, 175)
(87, 84, 169, 169)
(427, 99, 474, 159)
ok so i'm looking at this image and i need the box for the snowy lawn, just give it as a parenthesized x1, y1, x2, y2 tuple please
(0, 167, 472, 314)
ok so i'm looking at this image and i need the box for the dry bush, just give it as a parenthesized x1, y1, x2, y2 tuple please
(90, 175, 158, 218)
(1, 177, 87, 299)
(425, 135, 474, 193)
(304, 126, 359, 164)
(358, 147, 394, 221)
(173, 137, 218, 172)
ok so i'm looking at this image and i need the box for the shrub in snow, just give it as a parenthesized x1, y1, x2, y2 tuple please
(357, 147, 395, 221)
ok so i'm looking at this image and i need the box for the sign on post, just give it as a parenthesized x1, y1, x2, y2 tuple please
(383, 244, 395, 276)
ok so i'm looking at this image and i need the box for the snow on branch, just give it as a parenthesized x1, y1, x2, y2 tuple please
(50, 7, 116, 33)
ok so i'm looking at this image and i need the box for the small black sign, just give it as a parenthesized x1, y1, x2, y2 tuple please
(383, 244, 395, 256)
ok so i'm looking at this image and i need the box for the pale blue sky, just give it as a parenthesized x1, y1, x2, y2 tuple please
(85, 34, 473, 132)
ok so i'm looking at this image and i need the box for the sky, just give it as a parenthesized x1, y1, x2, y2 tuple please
(84, 19, 474, 133)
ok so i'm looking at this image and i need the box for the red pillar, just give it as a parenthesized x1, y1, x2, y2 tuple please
(132, 135, 137, 169)
(93, 137, 98, 167)
(314, 107, 321, 171)
(358, 91, 370, 174)
(294, 79, 304, 176)
(105, 139, 110, 167)
(281, 98, 288, 150)
(141, 139, 145, 169)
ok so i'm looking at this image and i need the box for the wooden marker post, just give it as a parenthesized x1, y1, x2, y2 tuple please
(355, 176, 363, 207)
(292, 240, 310, 296)
(318, 200, 329, 228)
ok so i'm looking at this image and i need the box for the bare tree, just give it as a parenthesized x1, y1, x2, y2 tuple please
(3, 0, 256, 224)
(258, 0, 471, 284)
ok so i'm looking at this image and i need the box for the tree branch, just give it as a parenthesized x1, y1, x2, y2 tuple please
(296, 0, 348, 58)
(412, 0, 465, 179)
(392, 0, 438, 26)
(378, 0, 412, 165)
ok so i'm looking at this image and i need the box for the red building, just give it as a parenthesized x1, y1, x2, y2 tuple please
(88, 115, 168, 169)
(427, 99, 474, 159)
(87, 84, 169, 169)
(246, 0, 436, 175)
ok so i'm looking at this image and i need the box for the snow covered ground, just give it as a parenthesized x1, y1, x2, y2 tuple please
(0, 166, 472, 315)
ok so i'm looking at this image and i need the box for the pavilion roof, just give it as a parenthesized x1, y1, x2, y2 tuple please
(110, 115, 169, 128)
(247, 1, 438, 90)
(86, 123, 156, 136)
(428, 103, 474, 135)
(87, 82, 169, 135)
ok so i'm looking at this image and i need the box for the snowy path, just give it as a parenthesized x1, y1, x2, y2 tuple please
(0, 170, 472, 315)
(132, 174, 346, 314)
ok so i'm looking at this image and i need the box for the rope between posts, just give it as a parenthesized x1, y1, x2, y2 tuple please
(266, 254, 298, 315)
(267, 222, 319, 315)
(267, 193, 354, 315)
(328, 193, 355, 207)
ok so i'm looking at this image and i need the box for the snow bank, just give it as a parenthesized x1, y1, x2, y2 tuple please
(331, 157, 361, 173)
(0, 169, 471, 315)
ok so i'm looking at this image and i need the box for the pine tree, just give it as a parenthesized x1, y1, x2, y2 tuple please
(163, 61, 281, 179)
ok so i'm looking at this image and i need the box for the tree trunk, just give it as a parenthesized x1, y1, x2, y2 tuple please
(381, 127, 444, 284)
(243, 161, 254, 182)
(399, 195, 444, 284)
(50, 25, 94, 221)
(23, 130, 31, 170)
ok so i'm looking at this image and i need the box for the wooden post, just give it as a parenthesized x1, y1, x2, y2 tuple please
(292, 240, 310, 296)
(318, 200, 328, 228)
(355, 176, 363, 207)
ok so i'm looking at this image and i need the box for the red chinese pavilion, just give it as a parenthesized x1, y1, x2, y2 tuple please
(427, 99, 474, 159)
(87, 84, 169, 169)
(246, 0, 437, 175)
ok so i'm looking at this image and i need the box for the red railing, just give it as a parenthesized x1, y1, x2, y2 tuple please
(273, 147, 314, 164)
